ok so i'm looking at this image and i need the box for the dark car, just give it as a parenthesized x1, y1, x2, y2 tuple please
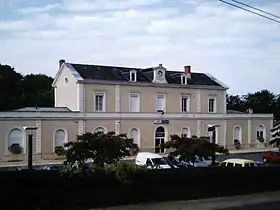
(164, 157, 188, 168)
(263, 151, 280, 163)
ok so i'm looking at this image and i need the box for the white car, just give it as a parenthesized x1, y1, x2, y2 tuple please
(135, 152, 171, 169)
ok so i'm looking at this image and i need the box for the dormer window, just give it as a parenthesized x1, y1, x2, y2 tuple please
(181, 75, 187, 85)
(130, 70, 137, 82)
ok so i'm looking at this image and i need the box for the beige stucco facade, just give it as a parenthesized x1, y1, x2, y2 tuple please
(0, 62, 273, 161)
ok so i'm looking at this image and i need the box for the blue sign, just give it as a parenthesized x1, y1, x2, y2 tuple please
(153, 119, 169, 124)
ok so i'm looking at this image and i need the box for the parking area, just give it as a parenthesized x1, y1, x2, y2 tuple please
(0, 151, 279, 171)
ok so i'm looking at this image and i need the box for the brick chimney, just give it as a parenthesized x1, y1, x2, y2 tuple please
(59, 59, 65, 68)
(184, 65, 191, 78)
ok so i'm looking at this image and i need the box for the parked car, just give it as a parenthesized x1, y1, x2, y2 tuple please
(254, 161, 266, 167)
(263, 151, 280, 163)
(182, 160, 210, 167)
(164, 157, 188, 168)
(220, 158, 256, 167)
(135, 152, 171, 169)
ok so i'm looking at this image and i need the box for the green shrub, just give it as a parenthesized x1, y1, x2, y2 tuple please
(9, 143, 22, 154)
(105, 163, 147, 184)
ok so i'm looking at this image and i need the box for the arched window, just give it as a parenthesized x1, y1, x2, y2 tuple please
(129, 128, 140, 145)
(256, 125, 265, 139)
(233, 125, 242, 143)
(94, 127, 105, 133)
(7, 128, 24, 149)
(54, 129, 67, 148)
(181, 127, 190, 138)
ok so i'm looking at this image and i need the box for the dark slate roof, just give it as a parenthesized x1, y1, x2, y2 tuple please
(227, 110, 246, 114)
(13, 107, 71, 112)
(71, 63, 223, 87)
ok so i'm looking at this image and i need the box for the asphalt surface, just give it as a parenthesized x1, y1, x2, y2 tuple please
(215, 201, 280, 210)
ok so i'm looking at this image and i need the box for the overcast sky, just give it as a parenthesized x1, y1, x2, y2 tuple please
(0, 0, 280, 95)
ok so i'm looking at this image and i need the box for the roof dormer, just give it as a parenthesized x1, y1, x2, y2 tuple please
(130, 70, 137, 82)
(181, 74, 187, 85)
(152, 64, 168, 84)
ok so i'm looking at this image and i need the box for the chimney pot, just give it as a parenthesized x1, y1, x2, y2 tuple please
(59, 59, 65, 68)
(184, 65, 191, 74)
(184, 65, 191, 78)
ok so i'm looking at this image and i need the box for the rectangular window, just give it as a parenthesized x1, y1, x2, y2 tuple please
(95, 92, 106, 112)
(181, 75, 187, 85)
(181, 95, 190, 112)
(129, 93, 140, 112)
(130, 72, 136, 82)
(156, 94, 166, 111)
(208, 97, 216, 113)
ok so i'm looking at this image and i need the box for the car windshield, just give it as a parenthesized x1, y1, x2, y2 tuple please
(152, 158, 167, 165)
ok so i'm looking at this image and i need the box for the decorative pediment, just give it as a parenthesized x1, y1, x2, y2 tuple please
(152, 64, 168, 84)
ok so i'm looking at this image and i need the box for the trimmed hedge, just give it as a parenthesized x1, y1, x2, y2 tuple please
(2, 167, 280, 209)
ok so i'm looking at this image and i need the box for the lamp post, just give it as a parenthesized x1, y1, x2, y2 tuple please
(23, 126, 37, 170)
(207, 124, 221, 166)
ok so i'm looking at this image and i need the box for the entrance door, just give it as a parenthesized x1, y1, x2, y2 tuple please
(207, 127, 217, 144)
(155, 126, 165, 153)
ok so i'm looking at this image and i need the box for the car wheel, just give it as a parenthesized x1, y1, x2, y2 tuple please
(263, 158, 267, 163)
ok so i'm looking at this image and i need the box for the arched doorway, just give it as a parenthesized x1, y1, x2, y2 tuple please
(256, 125, 265, 140)
(207, 127, 218, 144)
(155, 126, 165, 153)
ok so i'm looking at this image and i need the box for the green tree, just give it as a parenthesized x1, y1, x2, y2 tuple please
(226, 94, 245, 112)
(162, 135, 229, 165)
(227, 89, 280, 121)
(0, 64, 23, 110)
(243, 90, 278, 115)
(0, 64, 54, 110)
(20, 74, 54, 107)
(56, 131, 139, 168)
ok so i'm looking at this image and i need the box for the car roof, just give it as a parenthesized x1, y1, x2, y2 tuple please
(222, 158, 255, 164)
(136, 152, 163, 158)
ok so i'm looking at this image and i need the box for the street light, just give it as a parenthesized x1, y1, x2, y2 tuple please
(23, 126, 37, 170)
(207, 124, 221, 166)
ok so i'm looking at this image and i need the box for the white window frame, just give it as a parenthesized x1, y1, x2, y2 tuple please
(181, 94, 190, 113)
(181, 75, 187, 85)
(129, 92, 140, 112)
(130, 70, 137, 82)
(156, 93, 166, 112)
(94, 92, 106, 112)
(208, 96, 216, 113)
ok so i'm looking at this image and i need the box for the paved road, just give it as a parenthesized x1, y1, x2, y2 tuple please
(215, 201, 280, 210)
(102, 191, 280, 210)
